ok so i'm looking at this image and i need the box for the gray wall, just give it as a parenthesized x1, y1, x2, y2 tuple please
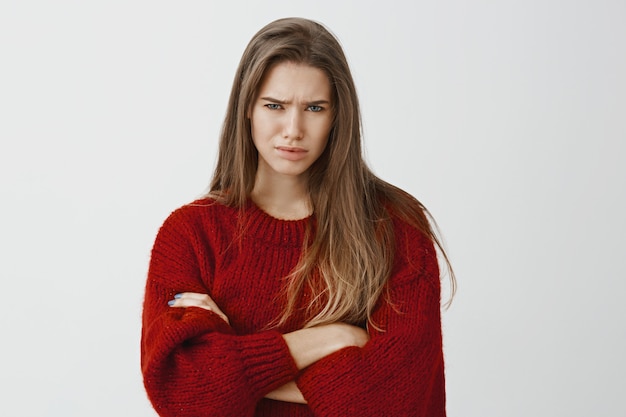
(1, 0, 624, 415)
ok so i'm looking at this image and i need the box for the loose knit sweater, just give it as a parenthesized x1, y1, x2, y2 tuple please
(141, 198, 446, 417)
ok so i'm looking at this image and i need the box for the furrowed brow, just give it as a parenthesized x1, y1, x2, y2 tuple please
(260, 96, 287, 104)
(307, 100, 331, 106)
(260, 97, 330, 106)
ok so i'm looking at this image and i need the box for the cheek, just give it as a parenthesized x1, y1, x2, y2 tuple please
(249, 119, 263, 144)
(250, 114, 274, 138)
(314, 135, 331, 156)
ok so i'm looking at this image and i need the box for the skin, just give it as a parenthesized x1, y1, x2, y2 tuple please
(249, 61, 334, 220)
(168, 62, 370, 404)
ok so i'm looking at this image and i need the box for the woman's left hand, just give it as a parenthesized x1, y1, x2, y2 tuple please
(168, 292, 230, 324)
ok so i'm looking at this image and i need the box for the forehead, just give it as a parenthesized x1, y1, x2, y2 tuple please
(257, 62, 331, 99)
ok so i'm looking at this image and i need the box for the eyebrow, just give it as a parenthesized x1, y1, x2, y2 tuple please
(260, 96, 331, 106)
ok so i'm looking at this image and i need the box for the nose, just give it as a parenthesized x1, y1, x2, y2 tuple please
(282, 109, 303, 140)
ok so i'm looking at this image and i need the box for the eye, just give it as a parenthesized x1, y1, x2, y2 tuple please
(307, 105, 323, 112)
(265, 103, 282, 110)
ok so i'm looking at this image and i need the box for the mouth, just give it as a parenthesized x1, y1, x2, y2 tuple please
(275, 146, 308, 161)
(276, 146, 307, 153)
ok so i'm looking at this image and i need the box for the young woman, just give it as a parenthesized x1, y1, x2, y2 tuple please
(141, 17, 455, 417)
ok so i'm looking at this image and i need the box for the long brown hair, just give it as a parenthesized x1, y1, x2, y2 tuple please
(209, 17, 455, 328)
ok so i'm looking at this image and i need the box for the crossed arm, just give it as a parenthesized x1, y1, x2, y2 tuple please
(168, 292, 370, 404)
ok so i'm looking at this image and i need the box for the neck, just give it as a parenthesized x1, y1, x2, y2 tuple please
(251, 172, 312, 220)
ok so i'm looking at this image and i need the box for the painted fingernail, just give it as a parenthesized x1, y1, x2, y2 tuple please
(174, 293, 182, 299)
(168, 300, 175, 306)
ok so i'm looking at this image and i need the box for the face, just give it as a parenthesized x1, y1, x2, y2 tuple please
(249, 62, 333, 182)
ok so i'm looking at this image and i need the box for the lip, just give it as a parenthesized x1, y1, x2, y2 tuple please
(275, 146, 308, 161)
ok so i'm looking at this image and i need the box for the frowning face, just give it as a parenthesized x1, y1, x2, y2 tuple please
(250, 62, 333, 182)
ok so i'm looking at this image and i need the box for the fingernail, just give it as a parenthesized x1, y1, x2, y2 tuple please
(168, 300, 175, 306)
(174, 293, 182, 299)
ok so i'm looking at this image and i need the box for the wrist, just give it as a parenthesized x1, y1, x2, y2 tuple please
(327, 322, 369, 349)
(282, 323, 368, 370)
(283, 325, 344, 370)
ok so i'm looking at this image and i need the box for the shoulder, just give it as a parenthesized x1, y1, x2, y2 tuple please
(374, 180, 429, 228)
(387, 215, 440, 290)
(156, 197, 238, 240)
(166, 197, 235, 223)
(380, 189, 431, 248)
(381, 194, 440, 285)
(373, 180, 443, 286)
(390, 214, 435, 260)
(149, 198, 242, 267)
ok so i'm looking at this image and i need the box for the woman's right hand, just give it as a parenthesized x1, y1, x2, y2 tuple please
(282, 323, 369, 370)
(167, 292, 230, 325)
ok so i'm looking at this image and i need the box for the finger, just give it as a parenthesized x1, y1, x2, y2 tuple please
(168, 295, 213, 310)
(176, 293, 224, 314)
(185, 294, 222, 313)
(168, 294, 230, 324)
(171, 292, 215, 308)
(175, 292, 215, 302)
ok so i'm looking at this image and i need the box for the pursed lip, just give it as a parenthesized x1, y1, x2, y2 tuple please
(275, 146, 307, 153)
(275, 145, 308, 161)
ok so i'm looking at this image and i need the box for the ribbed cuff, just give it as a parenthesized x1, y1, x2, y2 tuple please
(236, 331, 299, 397)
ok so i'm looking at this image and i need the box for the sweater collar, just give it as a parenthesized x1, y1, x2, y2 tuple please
(240, 199, 314, 247)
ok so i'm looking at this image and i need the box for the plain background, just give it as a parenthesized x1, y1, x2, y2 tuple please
(1, 1, 624, 416)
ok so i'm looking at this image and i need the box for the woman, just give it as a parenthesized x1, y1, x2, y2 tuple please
(141, 17, 454, 417)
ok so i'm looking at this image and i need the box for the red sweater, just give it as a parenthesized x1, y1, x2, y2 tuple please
(141, 198, 446, 416)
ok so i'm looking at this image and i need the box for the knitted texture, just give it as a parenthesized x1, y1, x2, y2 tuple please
(141, 198, 446, 416)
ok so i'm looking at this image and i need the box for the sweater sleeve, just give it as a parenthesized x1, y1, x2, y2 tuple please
(295, 227, 446, 417)
(141, 209, 299, 417)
